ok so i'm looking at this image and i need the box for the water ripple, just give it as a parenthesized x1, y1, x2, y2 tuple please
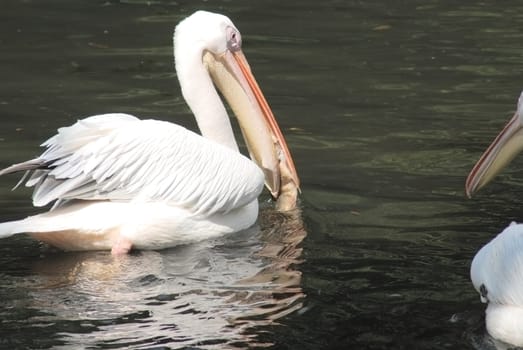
(0, 209, 306, 349)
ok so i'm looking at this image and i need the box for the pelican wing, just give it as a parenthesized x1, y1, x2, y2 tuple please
(5, 113, 264, 216)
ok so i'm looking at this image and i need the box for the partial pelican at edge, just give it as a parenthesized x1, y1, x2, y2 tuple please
(467, 90, 523, 346)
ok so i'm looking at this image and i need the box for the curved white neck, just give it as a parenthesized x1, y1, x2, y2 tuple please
(174, 41, 239, 152)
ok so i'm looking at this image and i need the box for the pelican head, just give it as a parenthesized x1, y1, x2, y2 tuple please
(174, 11, 300, 210)
(466, 91, 523, 197)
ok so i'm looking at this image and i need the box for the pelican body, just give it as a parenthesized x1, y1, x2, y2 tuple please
(0, 11, 300, 254)
(471, 223, 523, 347)
(467, 90, 523, 346)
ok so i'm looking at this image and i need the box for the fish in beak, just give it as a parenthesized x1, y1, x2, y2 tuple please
(466, 91, 523, 197)
(203, 45, 300, 210)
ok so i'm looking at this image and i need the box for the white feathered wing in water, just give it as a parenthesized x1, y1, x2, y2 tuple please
(0, 11, 300, 254)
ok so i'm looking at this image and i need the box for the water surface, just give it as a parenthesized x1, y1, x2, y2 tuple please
(2, 0, 523, 349)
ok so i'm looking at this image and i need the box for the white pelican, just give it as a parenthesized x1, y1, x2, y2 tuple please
(467, 91, 523, 346)
(0, 11, 300, 254)
(470, 223, 523, 347)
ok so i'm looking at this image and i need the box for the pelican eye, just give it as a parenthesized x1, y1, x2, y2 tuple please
(480, 284, 489, 302)
(226, 26, 242, 52)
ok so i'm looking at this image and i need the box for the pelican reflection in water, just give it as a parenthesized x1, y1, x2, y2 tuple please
(16, 208, 307, 348)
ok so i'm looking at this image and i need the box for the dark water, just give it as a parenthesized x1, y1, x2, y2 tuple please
(1, 0, 523, 348)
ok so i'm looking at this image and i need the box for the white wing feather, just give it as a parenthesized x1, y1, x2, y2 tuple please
(20, 113, 264, 216)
